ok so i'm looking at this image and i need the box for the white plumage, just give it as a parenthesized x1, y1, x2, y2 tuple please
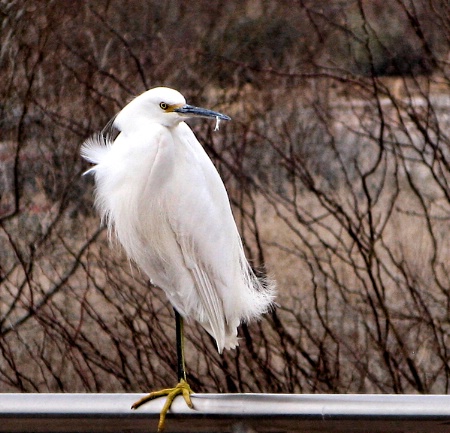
(81, 87, 274, 353)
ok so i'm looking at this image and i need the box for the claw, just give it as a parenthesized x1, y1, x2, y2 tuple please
(132, 379, 194, 431)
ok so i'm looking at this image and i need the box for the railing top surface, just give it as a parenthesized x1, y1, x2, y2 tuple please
(1, 393, 450, 432)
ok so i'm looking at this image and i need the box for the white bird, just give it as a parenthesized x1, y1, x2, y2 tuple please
(81, 87, 275, 430)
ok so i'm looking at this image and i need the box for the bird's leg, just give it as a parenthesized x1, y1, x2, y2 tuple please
(131, 309, 194, 432)
(175, 308, 187, 382)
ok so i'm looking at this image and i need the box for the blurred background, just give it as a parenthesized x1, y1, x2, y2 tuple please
(1, 0, 450, 394)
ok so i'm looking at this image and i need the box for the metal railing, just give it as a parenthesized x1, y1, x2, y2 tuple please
(1, 393, 450, 432)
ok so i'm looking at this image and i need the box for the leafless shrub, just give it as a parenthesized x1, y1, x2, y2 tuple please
(1, 0, 450, 395)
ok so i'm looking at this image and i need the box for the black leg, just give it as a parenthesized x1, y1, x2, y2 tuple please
(174, 308, 186, 382)
(132, 308, 193, 431)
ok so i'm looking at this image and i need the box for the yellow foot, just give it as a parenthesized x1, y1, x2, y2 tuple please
(131, 379, 194, 432)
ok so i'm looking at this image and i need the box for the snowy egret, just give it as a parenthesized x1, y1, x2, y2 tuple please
(81, 87, 275, 431)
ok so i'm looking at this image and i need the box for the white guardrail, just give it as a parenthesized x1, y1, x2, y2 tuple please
(1, 393, 450, 432)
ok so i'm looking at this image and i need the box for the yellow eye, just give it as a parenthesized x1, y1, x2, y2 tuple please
(159, 102, 168, 110)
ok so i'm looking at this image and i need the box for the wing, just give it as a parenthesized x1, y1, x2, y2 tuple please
(162, 123, 243, 351)
(167, 123, 275, 351)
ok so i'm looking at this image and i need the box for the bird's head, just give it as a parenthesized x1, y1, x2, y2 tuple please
(114, 87, 231, 131)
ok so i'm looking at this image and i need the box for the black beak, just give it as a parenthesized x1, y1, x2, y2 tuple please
(174, 104, 231, 121)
